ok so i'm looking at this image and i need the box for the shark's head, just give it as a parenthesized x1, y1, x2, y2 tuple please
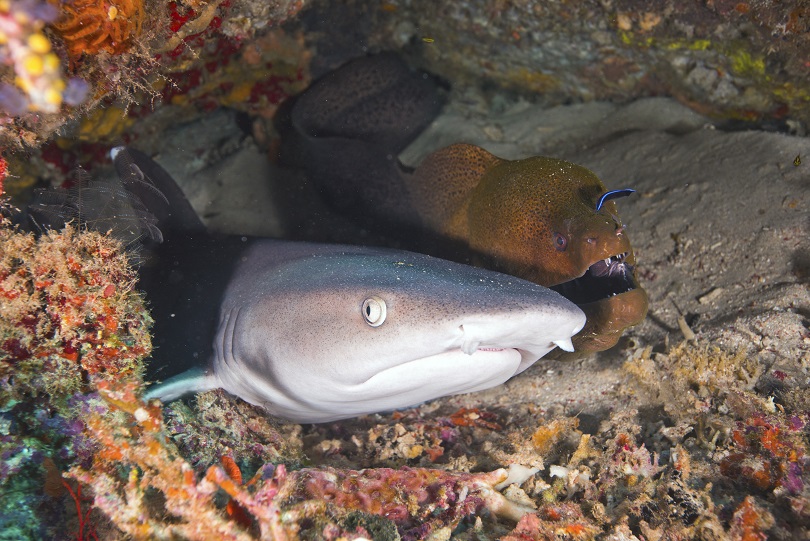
(213, 242, 586, 422)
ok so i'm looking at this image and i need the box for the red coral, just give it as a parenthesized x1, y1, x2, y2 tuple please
(0, 154, 7, 197)
(168, 1, 194, 33)
(62, 479, 99, 541)
(449, 407, 502, 430)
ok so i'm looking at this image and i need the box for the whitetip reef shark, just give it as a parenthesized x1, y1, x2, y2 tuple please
(97, 148, 586, 423)
(147, 239, 586, 422)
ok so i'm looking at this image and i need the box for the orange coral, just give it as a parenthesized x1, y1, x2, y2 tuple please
(48, 0, 144, 62)
(71, 382, 532, 540)
(728, 496, 774, 541)
(532, 418, 579, 455)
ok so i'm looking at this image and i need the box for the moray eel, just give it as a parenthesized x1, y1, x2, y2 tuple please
(281, 53, 648, 353)
(109, 148, 586, 423)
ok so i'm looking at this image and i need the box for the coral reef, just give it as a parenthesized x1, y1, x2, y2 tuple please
(298, 406, 508, 469)
(356, 0, 810, 125)
(70, 381, 538, 540)
(283, 344, 804, 539)
(0, 223, 151, 401)
(69, 381, 264, 540)
(0, 182, 805, 539)
(0, 3, 807, 538)
(154, 22, 309, 119)
(163, 389, 304, 473)
(500, 505, 600, 541)
(0, 210, 152, 539)
(0, 0, 309, 152)
(621, 343, 809, 539)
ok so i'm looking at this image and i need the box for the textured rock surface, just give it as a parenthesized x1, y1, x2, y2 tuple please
(353, 0, 810, 127)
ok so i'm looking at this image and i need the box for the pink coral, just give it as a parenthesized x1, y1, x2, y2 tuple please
(501, 505, 599, 541)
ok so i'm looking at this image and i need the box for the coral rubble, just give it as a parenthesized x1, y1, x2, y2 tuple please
(70, 381, 537, 540)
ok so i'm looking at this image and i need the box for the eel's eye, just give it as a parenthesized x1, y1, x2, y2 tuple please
(553, 232, 568, 252)
(362, 296, 387, 327)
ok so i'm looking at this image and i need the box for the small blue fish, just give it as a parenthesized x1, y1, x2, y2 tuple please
(595, 189, 636, 212)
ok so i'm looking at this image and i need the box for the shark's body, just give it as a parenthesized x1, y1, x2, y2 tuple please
(147, 238, 585, 422)
(96, 148, 586, 423)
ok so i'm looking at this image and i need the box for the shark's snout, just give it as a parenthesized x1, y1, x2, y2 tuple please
(457, 302, 585, 358)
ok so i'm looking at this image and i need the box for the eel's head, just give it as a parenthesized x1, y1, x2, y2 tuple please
(467, 156, 648, 353)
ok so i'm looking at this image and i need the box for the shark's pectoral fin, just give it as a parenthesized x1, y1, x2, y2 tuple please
(144, 367, 219, 402)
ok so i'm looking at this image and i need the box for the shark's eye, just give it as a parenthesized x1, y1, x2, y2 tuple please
(362, 296, 387, 327)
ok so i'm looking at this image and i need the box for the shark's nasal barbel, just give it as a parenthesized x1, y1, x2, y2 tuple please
(553, 338, 575, 352)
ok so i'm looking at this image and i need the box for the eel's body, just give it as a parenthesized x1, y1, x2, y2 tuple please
(282, 53, 648, 353)
(115, 149, 586, 423)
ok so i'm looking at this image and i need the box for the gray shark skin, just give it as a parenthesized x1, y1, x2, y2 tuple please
(146, 239, 585, 422)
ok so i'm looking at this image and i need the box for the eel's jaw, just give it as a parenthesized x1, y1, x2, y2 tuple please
(572, 287, 649, 352)
(550, 251, 649, 354)
(550, 251, 637, 305)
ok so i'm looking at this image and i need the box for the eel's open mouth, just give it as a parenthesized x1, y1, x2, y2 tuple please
(551, 252, 637, 305)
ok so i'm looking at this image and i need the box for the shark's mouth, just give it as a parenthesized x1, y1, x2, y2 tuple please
(551, 252, 637, 305)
